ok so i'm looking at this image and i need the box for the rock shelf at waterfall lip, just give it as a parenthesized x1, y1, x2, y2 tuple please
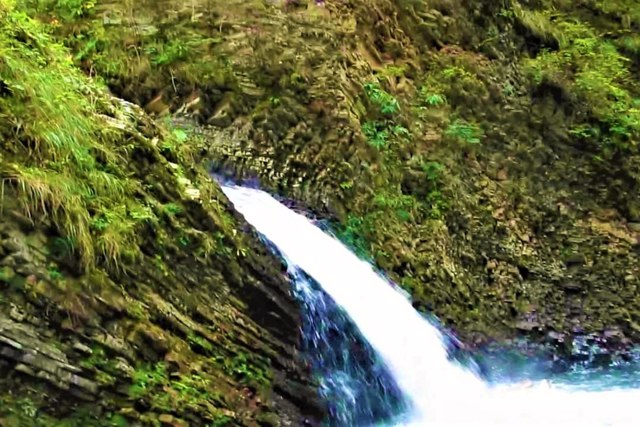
(213, 175, 324, 220)
(221, 183, 640, 427)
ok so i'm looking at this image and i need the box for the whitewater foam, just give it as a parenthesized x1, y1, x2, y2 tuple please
(222, 184, 639, 427)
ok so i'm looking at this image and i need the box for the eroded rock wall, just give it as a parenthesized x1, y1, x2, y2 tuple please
(20, 0, 640, 358)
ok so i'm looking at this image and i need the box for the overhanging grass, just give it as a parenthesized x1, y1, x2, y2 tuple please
(0, 1, 161, 270)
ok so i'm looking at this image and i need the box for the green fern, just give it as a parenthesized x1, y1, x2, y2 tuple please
(445, 119, 483, 144)
(364, 82, 400, 115)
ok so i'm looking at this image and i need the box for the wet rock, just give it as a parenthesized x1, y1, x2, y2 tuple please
(145, 95, 170, 116)
(113, 357, 135, 376)
(515, 320, 541, 331)
(94, 332, 136, 362)
(128, 325, 170, 358)
(72, 342, 93, 355)
(2, 238, 22, 253)
(547, 331, 565, 342)
(14, 363, 35, 376)
(158, 414, 188, 426)
(68, 374, 99, 395)
(9, 305, 26, 322)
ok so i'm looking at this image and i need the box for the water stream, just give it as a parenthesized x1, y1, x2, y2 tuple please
(221, 184, 640, 426)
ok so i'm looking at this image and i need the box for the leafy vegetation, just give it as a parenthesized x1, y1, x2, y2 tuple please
(518, 3, 640, 152)
(47, 264, 63, 281)
(364, 82, 400, 115)
(419, 89, 447, 107)
(421, 161, 447, 219)
(222, 353, 271, 386)
(1, 0, 639, 424)
(0, 392, 129, 427)
(130, 362, 223, 412)
(17, 0, 235, 106)
(361, 121, 409, 150)
(360, 81, 409, 150)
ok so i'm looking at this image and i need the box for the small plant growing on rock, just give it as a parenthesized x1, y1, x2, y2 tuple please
(47, 264, 63, 281)
(445, 119, 483, 144)
(362, 121, 409, 149)
(362, 121, 390, 149)
(419, 87, 447, 107)
(163, 203, 182, 216)
(422, 161, 447, 219)
(364, 82, 400, 115)
(54, 0, 96, 21)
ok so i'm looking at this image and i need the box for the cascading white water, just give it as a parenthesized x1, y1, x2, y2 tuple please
(221, 184, 640, 427)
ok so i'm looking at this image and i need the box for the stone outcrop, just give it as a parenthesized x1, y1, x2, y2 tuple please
(0, 172, 324, 426)
(0, 313, 99, 401)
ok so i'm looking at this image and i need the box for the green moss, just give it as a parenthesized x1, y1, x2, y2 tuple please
(6, 0, 638, 389)
(129, 362, 227, 413)
(520, 8, 639, 152)
(334, 214, 374, 259)
(47, 263, 63, 281)
(0, 265, 15, 283)
(19, 0, 237, 107)
(0, 391, 129, 427)
(187, 332, 214, 354)
(162, 202, 182, 216)
(222, 353, 272, 387)
(421, 161, 447, 219)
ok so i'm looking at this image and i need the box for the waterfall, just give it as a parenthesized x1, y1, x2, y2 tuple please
(221, 184, 639, 427)
(287, 263, 410, 425)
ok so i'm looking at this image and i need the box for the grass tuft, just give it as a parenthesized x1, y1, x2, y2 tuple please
(0, 3, 161, 270)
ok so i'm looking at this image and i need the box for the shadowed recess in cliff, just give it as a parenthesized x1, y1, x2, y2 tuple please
(221, 183, 640, 427)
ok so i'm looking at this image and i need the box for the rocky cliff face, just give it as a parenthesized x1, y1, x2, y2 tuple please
(0, 204, 324, 426)
(44, 0, 639, 356)
(0, 3, 322, 425)
(2, 0, 639, 423)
